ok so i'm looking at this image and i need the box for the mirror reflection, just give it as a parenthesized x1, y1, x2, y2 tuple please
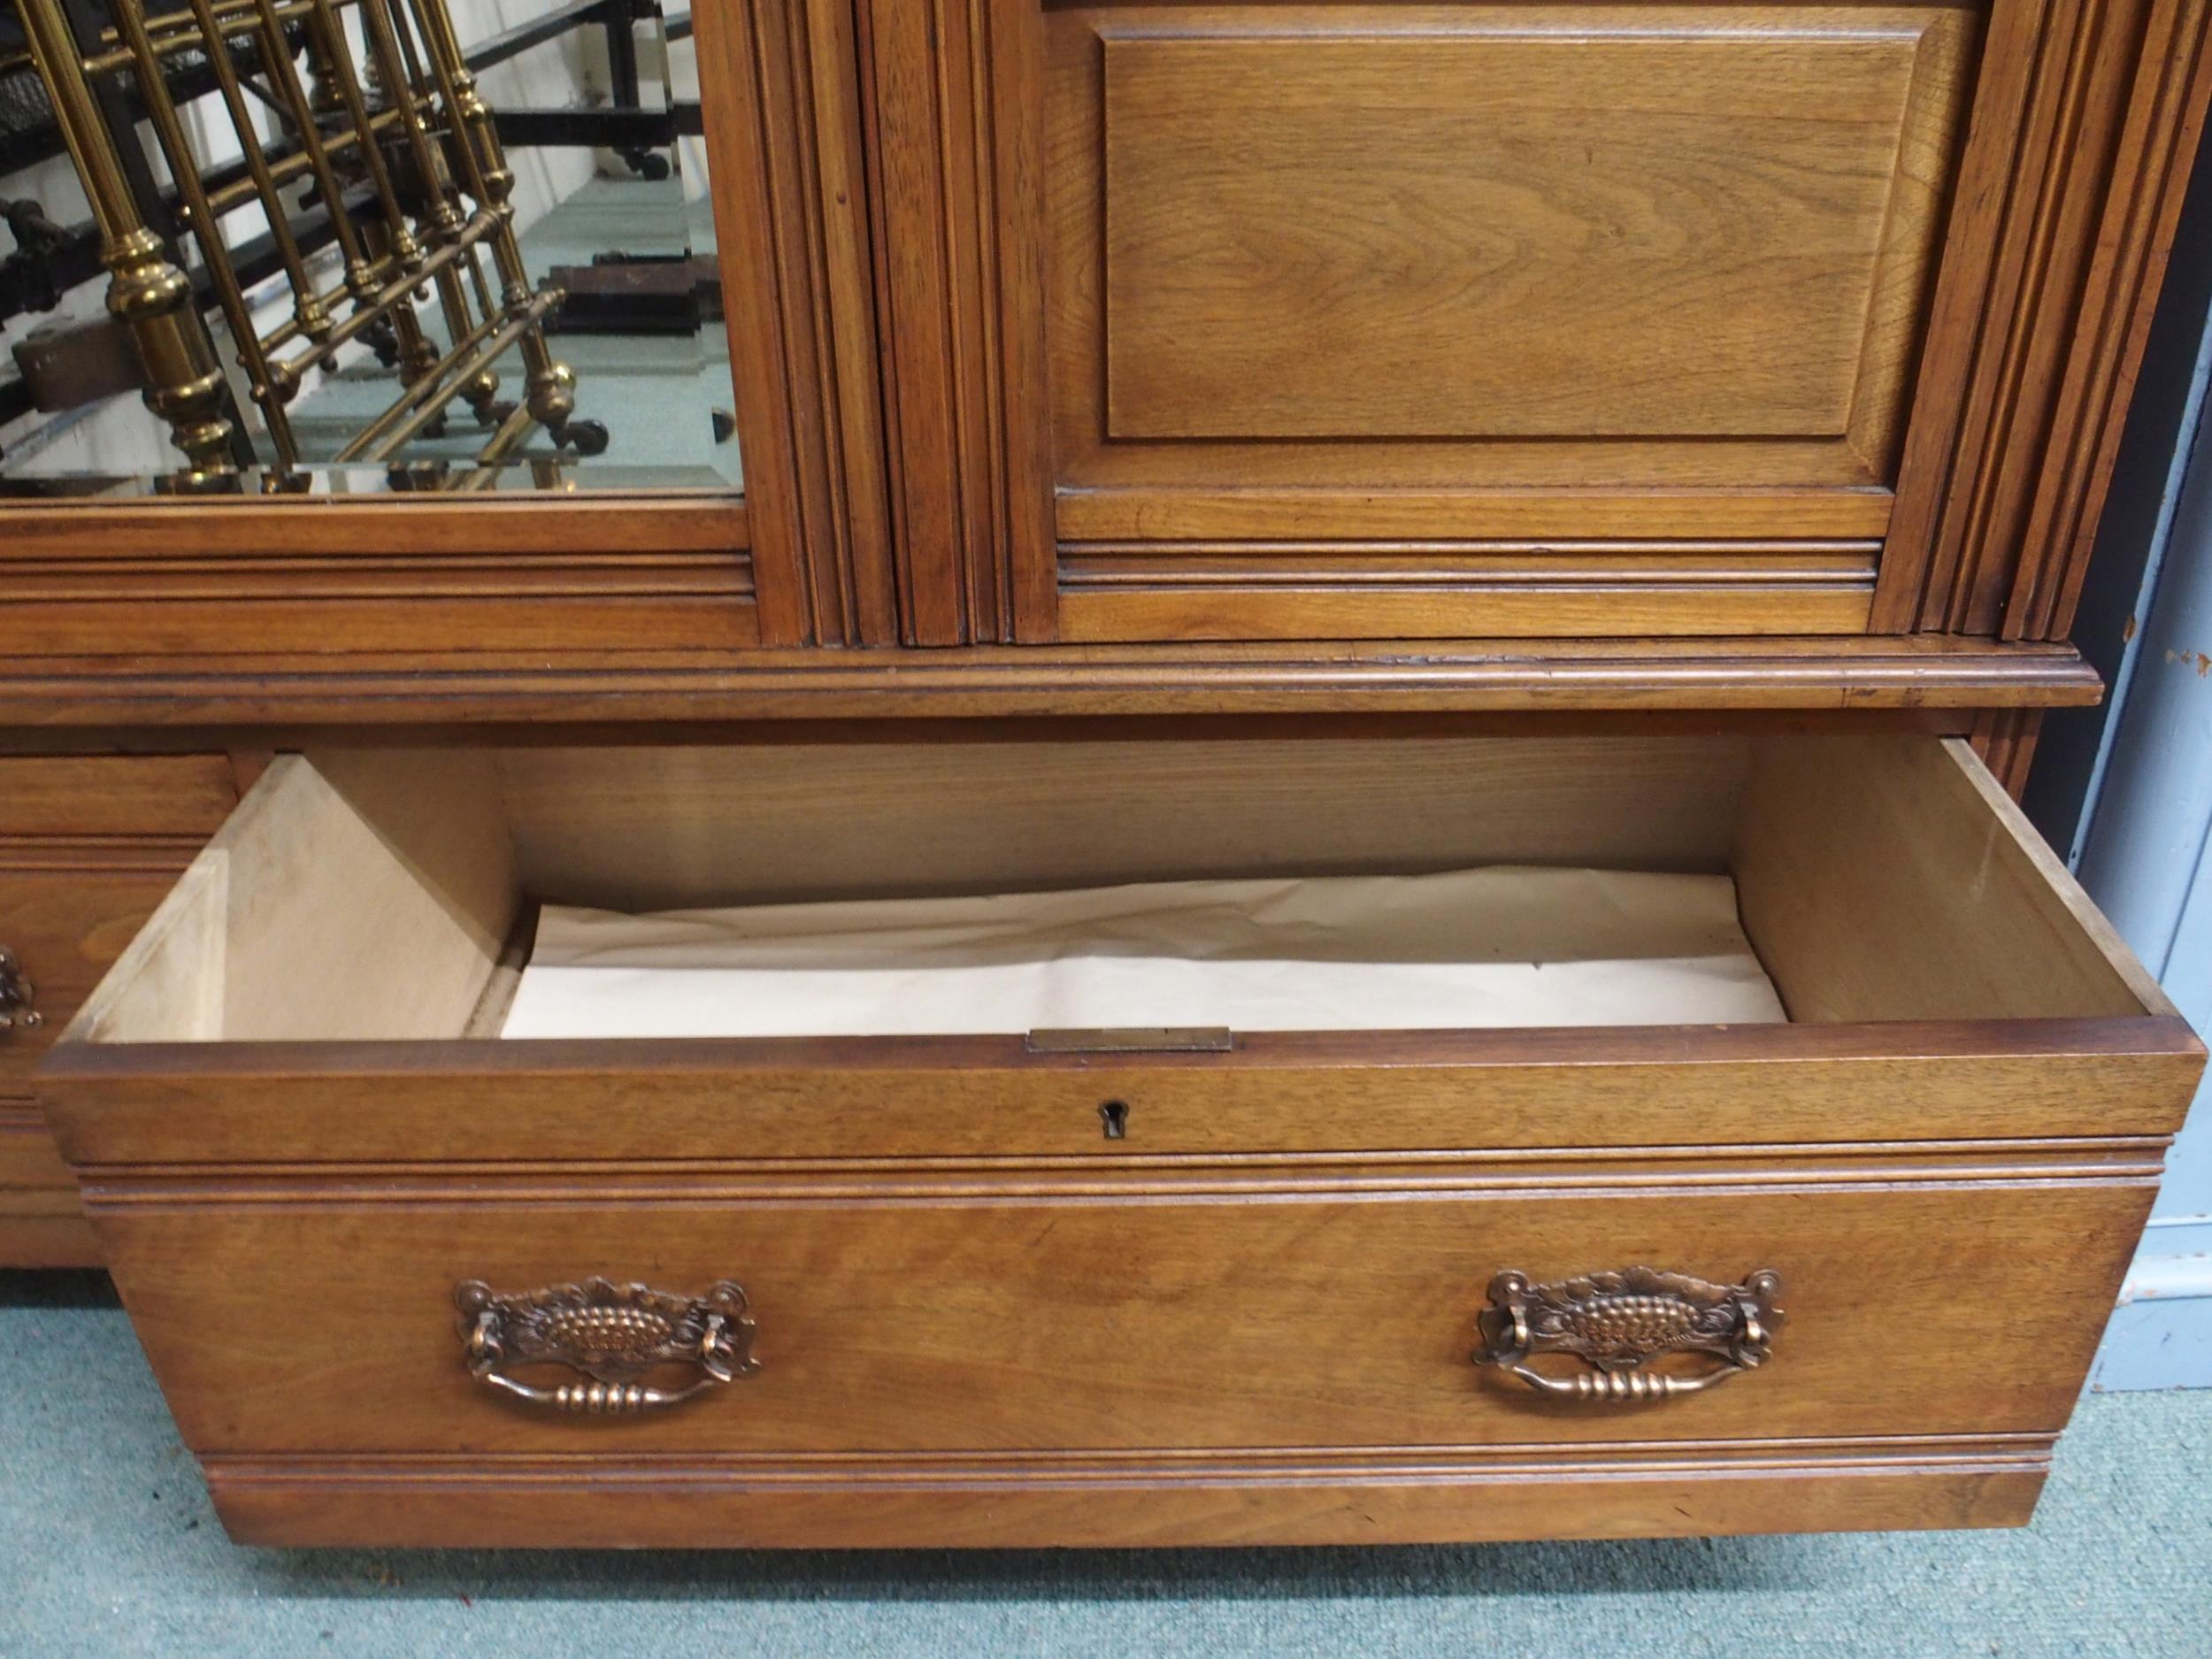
(0, 0, 740, 495)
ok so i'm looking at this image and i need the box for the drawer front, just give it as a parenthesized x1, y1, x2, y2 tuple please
(95, 1164, 2147, 1457)
(0, 864, 211, 1096)
(0, 755, 233, 1264)
(0, 1112, 96, 1265)
(0, 755, 233, 1095)
(0, 756, 241, 842)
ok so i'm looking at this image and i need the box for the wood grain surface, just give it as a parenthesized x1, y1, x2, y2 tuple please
(1097, 17, 1967, 455)
(0, 754, 235, 1265)
(1002, 1, 1982, 637)
(36, 727, 2204, 1546)
(82, 1162, 2154, 1456)
(198, 1440, 2053, 1548)
(0, 637, 2109, 728)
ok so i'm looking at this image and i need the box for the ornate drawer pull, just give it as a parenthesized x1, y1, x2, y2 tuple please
(455, 1277, 760, 1414)
(0, 949, 41, 1032)
(1472, 1266, 1783, 1402)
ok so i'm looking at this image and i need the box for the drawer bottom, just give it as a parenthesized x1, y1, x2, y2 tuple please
(203, 1440, 2050, 1548)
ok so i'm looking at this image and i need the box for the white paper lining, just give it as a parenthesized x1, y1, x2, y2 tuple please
(499, 866, 1786, 1039)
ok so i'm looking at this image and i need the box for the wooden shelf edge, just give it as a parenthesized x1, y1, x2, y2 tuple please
(0, 638, 2101, 727)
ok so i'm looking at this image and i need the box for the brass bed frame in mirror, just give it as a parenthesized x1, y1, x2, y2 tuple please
(11, 0, 591, 490)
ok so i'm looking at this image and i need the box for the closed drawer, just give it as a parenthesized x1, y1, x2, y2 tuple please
(0, 755, 234, 1266)
(0, 755, 237, 1094)
(0, 1117, 94, 1268)
(0, 756, 240, 843)
(37, 732, 2203, 1547)
(0, 864, 212, 1098)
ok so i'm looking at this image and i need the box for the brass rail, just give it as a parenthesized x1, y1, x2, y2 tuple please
(16, 0, 236, 481)
(334, 285, 559, 464)
(13, 0, 584, 487)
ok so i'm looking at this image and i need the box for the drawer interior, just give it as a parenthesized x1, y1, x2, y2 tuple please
(58, 733, 2168, 1048)
(501, 864, 1790, 1038)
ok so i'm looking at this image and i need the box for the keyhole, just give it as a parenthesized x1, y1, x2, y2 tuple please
(1099, 1100, 1130, 1140)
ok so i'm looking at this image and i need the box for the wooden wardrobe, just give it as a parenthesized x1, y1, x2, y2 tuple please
(2, 0, 2208, 1548)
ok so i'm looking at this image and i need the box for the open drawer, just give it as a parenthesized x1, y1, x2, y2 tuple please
(35, 732, 2204, 1548)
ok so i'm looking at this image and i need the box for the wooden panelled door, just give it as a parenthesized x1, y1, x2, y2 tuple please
(859, 0, 2212, 647)
(1046, 1, 1975, 641)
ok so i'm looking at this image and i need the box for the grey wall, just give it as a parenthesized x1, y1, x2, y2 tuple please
(2027, 121, 2212, 1390)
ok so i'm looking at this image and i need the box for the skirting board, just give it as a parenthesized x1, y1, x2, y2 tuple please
(2092, 1219, 2212, 1392)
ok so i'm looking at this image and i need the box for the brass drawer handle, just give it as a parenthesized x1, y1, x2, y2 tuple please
(455, 1277, 760, 1414)
(1472, 1266, 1783, 1402)
(0, 949, 41, 1033)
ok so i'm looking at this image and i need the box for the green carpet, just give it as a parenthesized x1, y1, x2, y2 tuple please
(5, 1268, 2208, 1658)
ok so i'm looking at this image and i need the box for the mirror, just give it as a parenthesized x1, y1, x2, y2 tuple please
(0, 0, 741, 495)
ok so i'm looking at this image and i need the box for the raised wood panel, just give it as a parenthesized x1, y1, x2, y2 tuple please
(839, 0, 2205, 654)
(1096, 23, 1959, 454)
(1041, 4, 1973, 500)
(1006, 1, 1982, 638)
